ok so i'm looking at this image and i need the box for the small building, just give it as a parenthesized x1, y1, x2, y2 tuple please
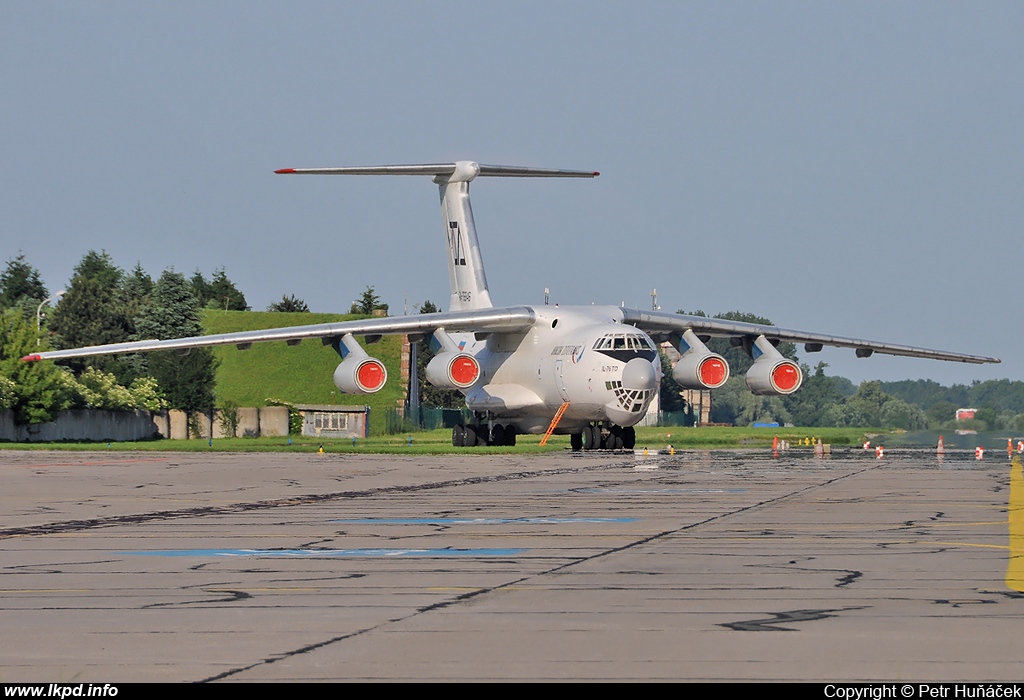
(295, 405, 370, 439)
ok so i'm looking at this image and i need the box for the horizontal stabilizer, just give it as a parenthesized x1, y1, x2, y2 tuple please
(275, 162, 598, 180)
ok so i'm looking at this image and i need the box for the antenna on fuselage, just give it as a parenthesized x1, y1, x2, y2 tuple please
(275, 162, 598, 313)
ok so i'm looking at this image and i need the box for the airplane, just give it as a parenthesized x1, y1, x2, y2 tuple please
(23, 161, 1000, 450)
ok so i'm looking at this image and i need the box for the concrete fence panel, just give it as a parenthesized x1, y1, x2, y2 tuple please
(237, 407, 260, 437)
(168, 410, 189, 440)
(258, 406, 289, 437)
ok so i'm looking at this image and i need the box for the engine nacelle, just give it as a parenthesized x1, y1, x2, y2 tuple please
(671, 329, 730, 389)
(426, 351, 480, 390)
(744, 334, 802, 396)
(331, 333, 387, 394)
(334, 356, 387, 394)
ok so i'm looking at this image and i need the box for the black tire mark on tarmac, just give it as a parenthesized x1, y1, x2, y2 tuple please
(719, 607, 867, 632)
(0, 463, 623, 540)
(198, 461, 878, 682)
(144, 588, 252, 609)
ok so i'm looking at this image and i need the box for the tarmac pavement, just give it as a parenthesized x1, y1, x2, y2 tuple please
(0, 448, 1020, 682)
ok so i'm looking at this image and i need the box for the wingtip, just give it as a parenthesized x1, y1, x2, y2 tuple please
(593, 171, 600, 177)
(274, 168, 296, 174)
(21, 354, 42, 362)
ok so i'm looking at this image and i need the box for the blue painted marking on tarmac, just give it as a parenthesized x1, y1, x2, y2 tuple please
(331, 517, 639, 525)
(120, 548, 526, 558)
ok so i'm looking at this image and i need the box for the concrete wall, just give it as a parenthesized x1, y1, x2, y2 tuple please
(0, 409, 161, 442)
(0, 407, 292, 442)
(0, 410, 16, 441)
(207, 407, 264, 438)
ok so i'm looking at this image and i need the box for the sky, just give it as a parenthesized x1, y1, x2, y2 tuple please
(2, 1, 1021, 386)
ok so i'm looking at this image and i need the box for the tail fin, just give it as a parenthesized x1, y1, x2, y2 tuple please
(275, 161, 598, 312)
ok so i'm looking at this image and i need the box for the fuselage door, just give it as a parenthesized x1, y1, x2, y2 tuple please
(554, 359, 570, 402)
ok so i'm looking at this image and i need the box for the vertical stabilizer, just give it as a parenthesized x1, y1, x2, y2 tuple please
(275, 161, 598, 313)
(436, 162, 492, 311)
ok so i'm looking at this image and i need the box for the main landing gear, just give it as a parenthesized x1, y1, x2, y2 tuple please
(570, 423, 635, 452)
(451, 418, 633, 451)
(452, 422, 518, 447)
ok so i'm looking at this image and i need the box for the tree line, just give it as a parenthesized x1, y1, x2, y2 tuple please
(0, 252, 234, 424)
(0, 250, 355, 427)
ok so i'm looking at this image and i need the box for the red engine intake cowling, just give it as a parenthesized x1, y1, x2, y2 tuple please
(745, 358, 802, 395)
(743, 334, 803, 396)
(672, 351, 730, 390)
(426, 352, 480, 390)
(334, 356, 388, 394)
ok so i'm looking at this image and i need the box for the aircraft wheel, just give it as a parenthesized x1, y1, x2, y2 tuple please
(491, 424, 506, 447)
(452, 424, 465, 447)
(588, 424, 602, 451)
(582, 426, 596, 451)
(610, 425, 624, 450)
(570, 432, 583, 451)
(505, 424, 517, 447)
(464, 425, 478, 447)
(623, 426, 636, 450)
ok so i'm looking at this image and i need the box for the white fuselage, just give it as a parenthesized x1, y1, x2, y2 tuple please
(452, 305, 662, 434)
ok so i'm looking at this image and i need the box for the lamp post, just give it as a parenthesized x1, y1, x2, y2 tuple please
(36, 290, 66, 346)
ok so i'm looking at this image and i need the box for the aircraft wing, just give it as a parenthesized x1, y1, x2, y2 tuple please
(22, 306, 537, 362)
(621, 309, 1000, 365)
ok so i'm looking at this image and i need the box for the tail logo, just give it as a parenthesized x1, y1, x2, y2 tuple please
(448, 221, 466, 266)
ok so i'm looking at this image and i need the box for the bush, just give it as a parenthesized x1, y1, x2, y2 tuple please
(218, 400, 240, 438)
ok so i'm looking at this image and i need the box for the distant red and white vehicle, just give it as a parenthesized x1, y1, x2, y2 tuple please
(956, 408, 978, 421)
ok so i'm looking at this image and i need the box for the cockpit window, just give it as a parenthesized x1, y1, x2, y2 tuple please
(594, 333, 655, 352)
